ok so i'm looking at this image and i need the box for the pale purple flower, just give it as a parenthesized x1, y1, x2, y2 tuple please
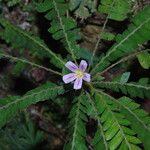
(63, 60, 91, 90)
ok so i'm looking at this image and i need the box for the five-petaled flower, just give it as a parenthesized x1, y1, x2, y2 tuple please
(62, 60, 91, 90)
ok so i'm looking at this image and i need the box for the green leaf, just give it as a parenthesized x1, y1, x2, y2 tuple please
(137, 51, 150, 69)
(69, 0, 96, 19)
(120, 72, 131, 84)
(101, 32, 115, 41)
(0, 82, 64, 129)
(86, 93, 109, 150)
(69, 0, 81, 11)
(36, 0, 82, 61)
(98, 0, 132, 21)
(117, 96, 150, 150)
(91, 90, 141, 150)
(113, 72, 130, 83)
(138, 78, 149, 86)
(64, 93, 90, 150)
(93, 81, 150, 98)
(92, 90, 150, 150)
(91, 5, 150, 75)
(0, 17, 65, 69)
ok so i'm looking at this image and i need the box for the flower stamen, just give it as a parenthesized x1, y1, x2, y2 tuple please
(75, 69, 84, 79)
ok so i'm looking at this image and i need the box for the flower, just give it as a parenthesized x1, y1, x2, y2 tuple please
(62, 60, 91, 90)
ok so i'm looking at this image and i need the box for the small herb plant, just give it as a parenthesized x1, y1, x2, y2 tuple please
(0, 0, 150, 149)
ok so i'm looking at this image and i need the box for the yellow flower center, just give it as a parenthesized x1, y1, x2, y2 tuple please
(75, 69, 84, 79)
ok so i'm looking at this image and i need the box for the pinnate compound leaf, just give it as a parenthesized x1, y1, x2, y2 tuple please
(0, 17, 65, 69)
(86, 93, 109, 150)
(92, 5, 150, 75)
(93, 90, 150, 150)
(64, 93, 91, 150)
(117, 96, 150, 150)
(91, 90, 141, 150)
(93, 81, 150, 98)
(0, 82, 64, 129)
(36, 0, 83, 60)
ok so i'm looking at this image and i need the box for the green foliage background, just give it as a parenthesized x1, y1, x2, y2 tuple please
(0, 0, 150, 149)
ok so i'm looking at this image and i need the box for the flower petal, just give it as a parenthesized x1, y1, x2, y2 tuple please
(83, 73, 91, 82)
(63, 73, 76, 84)
(79, 60, 88, 71)
(74, 78, 83, 90)
(65, 61, 78, 72)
